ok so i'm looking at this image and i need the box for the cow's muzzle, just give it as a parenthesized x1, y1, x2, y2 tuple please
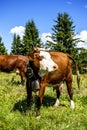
(46, 64, 58, 72)
(53, 64, 58, 71)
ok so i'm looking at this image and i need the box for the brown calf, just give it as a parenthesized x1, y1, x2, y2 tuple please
(26, 51, 80, 116)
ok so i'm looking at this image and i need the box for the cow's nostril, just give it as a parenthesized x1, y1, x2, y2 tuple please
(53, 65, 58, 70)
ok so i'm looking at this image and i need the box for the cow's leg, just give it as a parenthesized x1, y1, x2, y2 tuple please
(26, 78, 32, 107)
(66, 76, 75, 109)
(20, 73, 25, 86)
(36, 82, 47, 117)
(54, 88, 60, 107)
(54, 82, 63, 107)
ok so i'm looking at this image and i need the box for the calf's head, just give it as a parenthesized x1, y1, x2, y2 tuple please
(28, 51, 58, 75)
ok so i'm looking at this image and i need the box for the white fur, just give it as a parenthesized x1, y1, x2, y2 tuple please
(70, 100, 75, 109)
(54, 98, 60, 107)
(39, 51, 58, 72)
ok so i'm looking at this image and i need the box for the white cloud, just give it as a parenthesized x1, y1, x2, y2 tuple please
(76, 30, 87, 49)
(41, 33, 54, 44)
(41, 31, 87, 49)
(10, 26, 25, 38)
(10, 26, 87, 49)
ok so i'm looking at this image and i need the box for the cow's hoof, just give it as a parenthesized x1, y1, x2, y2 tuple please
(70, 100, 75, 109)
(54, 98, 59, 107)
(36, 111, 41, 118)
(36, 115, 41, 119)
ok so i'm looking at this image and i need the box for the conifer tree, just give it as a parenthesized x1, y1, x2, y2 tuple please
(23, 20, 41, 54)
(0, 36, 7, 54)
(11, 34, 22, 54)
(47, 12, 81, 56)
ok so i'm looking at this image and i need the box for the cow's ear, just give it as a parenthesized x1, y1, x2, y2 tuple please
(34, 53, 39, 58)
(34, 53, 44, 60)
(33, 47, 40, 52)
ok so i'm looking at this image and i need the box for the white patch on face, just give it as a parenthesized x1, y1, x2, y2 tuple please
(70, 100, 75, 109)
(39, 51, 58, 72)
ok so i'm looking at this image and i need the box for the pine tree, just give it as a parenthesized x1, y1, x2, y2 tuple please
(0, 36, 7, 54)
(47, 12, 81, 56)
(11, 34, 22, 55)
(23, 20, 41, 54)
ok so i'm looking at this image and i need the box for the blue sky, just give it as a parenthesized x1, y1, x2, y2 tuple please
(0, 0, 87, 53)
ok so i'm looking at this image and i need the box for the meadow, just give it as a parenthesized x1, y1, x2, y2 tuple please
(0, 72, 87, 130)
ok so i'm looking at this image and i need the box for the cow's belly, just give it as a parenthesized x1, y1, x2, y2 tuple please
(43, 71, 65, 84)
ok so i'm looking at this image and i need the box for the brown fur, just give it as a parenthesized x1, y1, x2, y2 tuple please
(26, 51, 80, 116)
(0, 55, 29, 86)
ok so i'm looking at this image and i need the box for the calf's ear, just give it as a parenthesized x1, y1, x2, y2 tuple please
(34, 53, 39, 59)
(33, 47, 40, 52)
(34, 53, 44, 60)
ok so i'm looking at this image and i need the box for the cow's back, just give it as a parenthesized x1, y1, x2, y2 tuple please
(0, 55, 18, 72)
(0, 55, 28, 72)
(49, 52, 71, 70)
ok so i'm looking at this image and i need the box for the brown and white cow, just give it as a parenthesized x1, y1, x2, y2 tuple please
(26, 50, 80, 116)
(0, 55, 29, 86)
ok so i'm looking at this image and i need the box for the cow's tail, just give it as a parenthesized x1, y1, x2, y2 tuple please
(68, 55, 80, 89)
(75, 63, 80, 89)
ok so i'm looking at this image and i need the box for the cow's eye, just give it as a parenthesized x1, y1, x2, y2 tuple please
(39, 56, 44, 60)
(34, 53, 38, 58)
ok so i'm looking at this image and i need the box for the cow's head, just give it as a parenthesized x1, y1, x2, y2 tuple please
(28, 50, 58, 76)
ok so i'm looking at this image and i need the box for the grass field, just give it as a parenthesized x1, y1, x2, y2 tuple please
(0, 72, 87, 130)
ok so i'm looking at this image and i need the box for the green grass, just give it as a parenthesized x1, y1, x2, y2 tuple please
(0, 72, 87, 130)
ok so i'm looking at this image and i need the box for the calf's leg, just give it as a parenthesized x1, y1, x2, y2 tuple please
(20, 73, 25, 86)
(36, 82, 47, 116)
(54, 82, 64, 107)
(26, 78, 32, 106)
(66, 77, 75, 109)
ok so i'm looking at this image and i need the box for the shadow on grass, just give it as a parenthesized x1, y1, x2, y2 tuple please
(42, 95, 55, 107)
(5, 77, 22, 86)
(12, 95, 56, 114)
(12, 95, 66, 114)
(12, 98, 28, 114)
